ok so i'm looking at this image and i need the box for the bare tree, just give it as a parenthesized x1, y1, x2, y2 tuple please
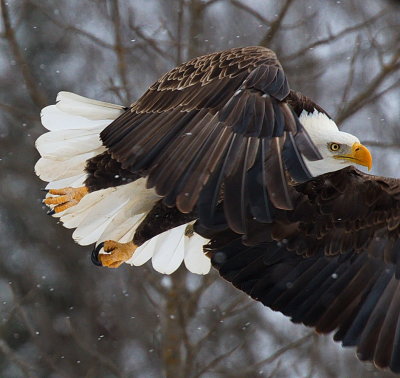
(0, 0, 399, 377)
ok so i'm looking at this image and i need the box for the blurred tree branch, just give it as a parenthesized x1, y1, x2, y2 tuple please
(336, 50, 400, 124)
(29, 1, 116, 50)
(1, 1, 399, 377)
(259, 0, 295, 46)
(0, 0, 47, 108)
(229, 0, 271, 25)
(66, 318, 127, 378)
(0, 339, 39, 378)
(240, 332, 314, 375)
(111, 0, 131, 102)
(283, 9, 388, 61)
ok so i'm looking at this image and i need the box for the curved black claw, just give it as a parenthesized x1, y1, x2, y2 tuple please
(91, 242, 104, 266)
(41, 188, 49, 192)
(47, 209, 55, 216)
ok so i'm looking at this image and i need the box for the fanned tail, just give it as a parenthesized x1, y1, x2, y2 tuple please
(35, 92, 210, 275)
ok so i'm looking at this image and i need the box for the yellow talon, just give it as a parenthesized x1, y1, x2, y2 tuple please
(98, 241, 137, 268)
(44, 186, 88, 214)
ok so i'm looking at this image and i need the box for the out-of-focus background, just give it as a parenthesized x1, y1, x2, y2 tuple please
(0, 0, 399, 377)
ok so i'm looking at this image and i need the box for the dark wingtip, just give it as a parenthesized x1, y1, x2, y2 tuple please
(47, 209, 55, 216)
(91, 242, 104, 266)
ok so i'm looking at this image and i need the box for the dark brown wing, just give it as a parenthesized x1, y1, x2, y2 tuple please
(204, 167, 400, 373)
(101, 46, 321, 234)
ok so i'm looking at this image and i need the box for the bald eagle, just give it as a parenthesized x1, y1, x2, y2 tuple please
(36, 46, 400, 372)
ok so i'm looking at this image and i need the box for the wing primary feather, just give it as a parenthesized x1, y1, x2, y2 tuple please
(314, 260, 378, 333)
(357, 275, 397, 363)
(270, 257, 329, 310)
(283, 132, 313, 182)
(247, 139, 272, 222)
(129, 111, 197, 173)
(260, 98, 275, 138)
(223, 138, 253, 234)
(265, 137, 293, 210)
(247, 96, 265, 137)
(233, 94, 256, 135)
(179, 126, 232, 217)
(224, 134, 246, 178)
(374, 281, 400, 368)
(286, 256, 351, 321)
(165, 116, 222, 208)
(340, 264, 391, 346)
(100, 110, 141, 146)
(390, 296, 400, 373)
(116, 109, 189, 163)
(197, 134, 238, 228)
(150, 111, 215, 197)
(272, 101, 285, 137)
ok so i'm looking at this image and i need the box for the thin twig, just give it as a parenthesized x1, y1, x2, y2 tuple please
(29, 1, 116, 50)
(259, 0, 295, 47)
(0, 102, 37, 120)
(111, 0, 132, 102)
(283, 10, 388, 61)
(128, 15, 175, 62)
(0, 339, 39, 378)
(193, 343, 242, 378)
(229, 0, 270, 25)
(66, 318, 127, 378)
(1, 0, 47, 108)
(340, 35, 362, 104)
(241, 332, 314, 374)
(336, 50, 400, 124)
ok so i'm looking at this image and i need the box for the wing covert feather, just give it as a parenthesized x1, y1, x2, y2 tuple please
(100, 46, 322, 235)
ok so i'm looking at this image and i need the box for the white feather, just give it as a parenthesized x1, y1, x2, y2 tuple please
(56, 92, 124, 120)
(128, 238, 157, 266)
(35, 152, 95, 182)
(60, 190, 108, 228)
(184, 233, 211, 274)
(41, 105, 116, 131)
(45, 173, 87, 190)
(72, 193, 131, 245)
(300, 110, 361, 177)
(36, 130, 104, 159)
(127, 223, 211, 275)
(151, 225, 186, 274)
(36, 92, 211, 275)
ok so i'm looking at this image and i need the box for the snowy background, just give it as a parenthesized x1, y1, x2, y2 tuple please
(0, 0, 399, 377)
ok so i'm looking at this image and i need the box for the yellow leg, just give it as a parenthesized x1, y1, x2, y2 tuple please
(44, 186, 88, 214)
(92, 241, 137, 268)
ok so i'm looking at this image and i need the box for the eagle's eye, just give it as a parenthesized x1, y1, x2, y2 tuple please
(329, 143, 341, 152)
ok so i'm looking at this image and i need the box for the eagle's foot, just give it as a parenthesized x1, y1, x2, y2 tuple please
(92, 241, 137, 268)
(43, 186, 89, 214)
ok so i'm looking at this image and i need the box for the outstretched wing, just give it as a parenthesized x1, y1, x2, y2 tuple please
(101, 46, 321, 235)
(205, 167, 400, 373)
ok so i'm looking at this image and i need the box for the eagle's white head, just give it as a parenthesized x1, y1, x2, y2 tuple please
(300, 110, 372, 177)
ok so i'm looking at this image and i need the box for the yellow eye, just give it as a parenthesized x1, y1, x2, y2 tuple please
(329, 143, 340, 152)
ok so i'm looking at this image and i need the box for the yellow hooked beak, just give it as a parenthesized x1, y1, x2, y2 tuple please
(336, 142, 373, 170)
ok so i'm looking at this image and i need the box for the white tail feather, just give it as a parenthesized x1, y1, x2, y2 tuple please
(35, 92, 211, 275)
(184, 233, 211, 274)
(128, 223, 211, 275)
(151, 225, 186, 274)
(56, 91, 123, 120)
